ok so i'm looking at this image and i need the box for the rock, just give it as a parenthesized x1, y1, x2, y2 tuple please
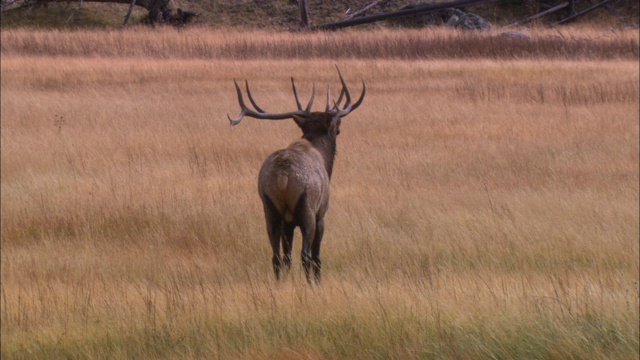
(444, 10, 492, 30)
(445, 14, 460, 27)
(499, 31, 532, 40)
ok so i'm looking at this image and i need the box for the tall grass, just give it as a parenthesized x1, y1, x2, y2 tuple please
(1, 28, 638, 359)
(1, 26, 638, 60)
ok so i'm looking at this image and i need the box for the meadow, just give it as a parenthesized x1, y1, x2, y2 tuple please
(1, 27, 638, 359)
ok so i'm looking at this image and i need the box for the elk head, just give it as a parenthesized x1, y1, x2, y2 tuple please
(227, 66, 366, 140)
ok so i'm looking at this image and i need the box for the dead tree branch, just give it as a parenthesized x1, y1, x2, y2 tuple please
(549, 0, 613, 27)
(501, 2, 568, 29)
(346, 0, 386, 20)
(122, 0, 136, 26)
(0, 0, 18, 11)
(66, 0, 84, 23)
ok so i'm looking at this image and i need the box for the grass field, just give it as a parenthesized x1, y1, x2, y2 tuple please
(1, 28, 639, 359)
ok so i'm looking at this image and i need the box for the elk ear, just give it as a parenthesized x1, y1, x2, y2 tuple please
(326, 116, 341, 136)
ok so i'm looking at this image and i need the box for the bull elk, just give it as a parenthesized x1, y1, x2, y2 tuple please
(228, 67, 366, 284)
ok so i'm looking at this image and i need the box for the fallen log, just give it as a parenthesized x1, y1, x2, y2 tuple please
(34, 0, 194, 25)
(500, 2, 569, 29)
(549, 0, 613, 27)
(310, 0, 497, 30)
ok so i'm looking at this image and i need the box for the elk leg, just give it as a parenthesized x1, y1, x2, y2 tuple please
(299, 220, 316, 285)
(311, 217, 324, 284)
(282, 222, 295, 271)
(293, 193, 315, 285)
(267, 222, 283, 281)
(263, 197, 283, 281)
(300, 216, 316, 285)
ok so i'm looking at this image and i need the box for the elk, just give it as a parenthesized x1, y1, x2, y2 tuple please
(228, 67, 366, 284)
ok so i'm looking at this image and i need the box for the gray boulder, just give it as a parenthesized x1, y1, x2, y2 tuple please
(444, 9, 492, 30)
(499, 31, 532, 40)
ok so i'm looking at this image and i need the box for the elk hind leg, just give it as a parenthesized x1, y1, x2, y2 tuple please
(311, 217, 324, 284)
(282, 222, 295, 272)
(263, 196, 284, 281)
(299, 221, 316, 285)
(293, 193, 315, 285)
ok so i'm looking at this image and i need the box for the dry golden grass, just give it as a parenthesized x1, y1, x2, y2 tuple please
(1, 26, 638, 60)
(1, 28, 638, 359)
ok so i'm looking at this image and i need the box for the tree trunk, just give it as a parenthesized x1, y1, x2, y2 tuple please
(298, 0, 309, 28)
(568, 0, 576, 16)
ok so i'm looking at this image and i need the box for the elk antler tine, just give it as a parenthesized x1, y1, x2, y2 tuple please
(228, 80, 248, 126)
(333, 67, 347, 108)
(336, 79, 366, 118)
(325, 85, 331, 112)
(334, 88, 346, 109)
(245, 80, 266, 113)
(227, 112, 245, 127)
(305, 82, 316, 113)
(233, 79, 247, 109)
(291, 77, 303, 111)
(335, 65, 352, 108)
(350, 80, 366, 110)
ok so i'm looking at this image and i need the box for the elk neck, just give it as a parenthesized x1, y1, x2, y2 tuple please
(305, 133, 337, 179)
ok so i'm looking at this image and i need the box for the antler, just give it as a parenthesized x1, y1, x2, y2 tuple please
(327, 65, 366, 118)
(227, 78, 315, 126)
(227, 67, 365, 126)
